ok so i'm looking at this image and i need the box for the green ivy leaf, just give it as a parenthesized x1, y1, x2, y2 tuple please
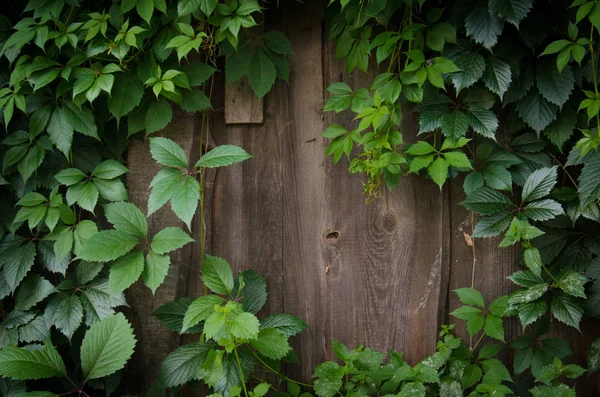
(80, 313, 136, 380)
(104, 202, 148, 237)
(428, 156, 448, 189)
(50, 294, 83, 339)
(482, 56, 512, 99)
(516, 90, 558, 133)
(182, 295, 224, 332)
(578, 152, 600, 208)
(550, 292, 583, 330)
(146, 99, 173, 135)
(454, 288, 485, 308)
(524, 247, 543, 276)
(157, 342, 214, 387)
(66, 181, 99, 213)
(536, 61, 575, 108)
(250, 328, 291, 360)
(522, 166, 557, 202)
(143, 250, 170, 294)
(15, 275, 56, 311)
(488, 0, 533, 27)
(461, 187, 512, 214)
(202, 255, 234, 295)
(0, 342, 66, 380)
(108, 251, 144, 293)
(151, 227, 194, 254)
(150, 137, 188, 168)
(171, 175, 200, 229)
(229, 312, 260, 339)
(78, 230, 139, 262)
(523, 199, 564, 221)
(108, 73, 144, 123)
(248, 50, 276, 98)
(465, 3, 504, 50)
(195, 145, 253, 168)
(450, 50, 486, 93)
(441, 110, 469, 139)
(484, 314, 504, 341)
(259, 313, 308, 336)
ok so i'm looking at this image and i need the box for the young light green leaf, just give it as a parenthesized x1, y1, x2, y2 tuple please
(182, 295, 224, 332)
(202, 255, 234, 295)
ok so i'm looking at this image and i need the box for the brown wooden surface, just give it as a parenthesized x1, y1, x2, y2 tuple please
(125, 4, 600, 395)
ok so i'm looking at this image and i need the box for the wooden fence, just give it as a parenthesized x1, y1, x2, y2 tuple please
(124, 2, 600, 394)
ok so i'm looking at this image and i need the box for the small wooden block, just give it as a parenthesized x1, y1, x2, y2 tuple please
(224, 77, 264, 124)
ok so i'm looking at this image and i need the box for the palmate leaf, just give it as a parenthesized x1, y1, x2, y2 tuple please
(104, 202, 148, 237)
(248, 50, 276, 98)
(543, 107, 577, 151)
(482, 56, 512, 99)
(150, 137, 188, 168)
(195, 145, 253, 168)
(536, 61, 574, 108)
(2, 242, 36, 292)
(466, 107, 498, 140)
(154, 297, 203, 334)
(78, 230, 139, 262)
(171, 175, 200, 229)
(143, 250, 170, 294)
(472, 211, 512, 238)
(158, 342, 214, 387)
(516, 90, 558, 133)
(523, 199, 564, 221)
(48, 294, 83, 339)
(202, 255, 234, 295)
(250, 328, 291, 360)
(551, 292, 583, 330)
(80, 313, 136, 380)
(441, 110, 469, 139)
(0, 342, 66, 380)
(259, 313, 308, 336)
(461, 187, 512, 214)
(151, 227, 194, 254)
(182, 295, 224, 332)
(522, 166, 557, 202)
(450, 49, 486, 93)
(108, 251, 144, 293)
(235, 270, 267, 314)
(465, 3, 504, 50)
(489, 0, 533, 27)
(578, 151, 600, 208)
(108, 73, 144, 123)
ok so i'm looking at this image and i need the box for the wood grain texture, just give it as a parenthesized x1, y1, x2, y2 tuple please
(125, 106, 201, 392)
(209, 64, 284, 316)
(123, 5, 600, 395)
(224, 77, 264, 124)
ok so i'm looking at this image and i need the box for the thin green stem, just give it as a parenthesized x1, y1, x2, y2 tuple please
(234, 347, 250, 397)
(251, 350, 314, 388)
(543, 265, 560, 284)
(471, 331, 486, 351)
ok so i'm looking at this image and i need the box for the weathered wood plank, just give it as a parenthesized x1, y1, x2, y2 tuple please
(224, 77, 264, 124)
(275, 2, 447, 382)
(125, 106, 201, 392)
(209, 66, 285, 316)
